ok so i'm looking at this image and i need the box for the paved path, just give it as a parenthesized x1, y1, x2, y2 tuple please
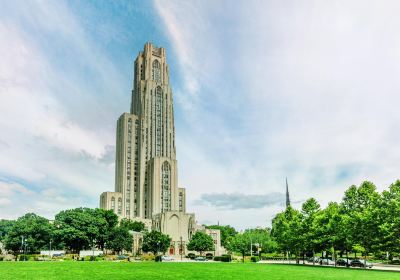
(259, 260, 400, 272)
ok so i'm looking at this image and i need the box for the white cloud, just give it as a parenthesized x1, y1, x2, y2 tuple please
(155, 0, 400, 229)
(0, 1, 124, 218)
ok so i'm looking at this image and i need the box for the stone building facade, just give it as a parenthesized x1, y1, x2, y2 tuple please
(100, 43, 222, 256)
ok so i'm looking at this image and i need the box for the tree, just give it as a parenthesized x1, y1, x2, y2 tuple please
(53, 208, 118, 252)
(226, 233, 251, 262)
(0, 219, 15, 242)
(271, 206, 303, 262)
(96, 209, 119, 250)
(120, 219, 146, 232)
(206, 225, 237, 247)
(243, 228, 277, 255)
(342, 182, 381, 263)
(377, 180, 400, 257)
(142, 231, 171, 258)
(300, 198, 321, 264)
(187, 231, 214, 256)
(106, 227, 133, 254)
(313, 202, 346, 265)
(4, 213, 53, 254)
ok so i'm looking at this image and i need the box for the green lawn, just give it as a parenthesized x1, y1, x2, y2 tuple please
(0, 262, 398, 280)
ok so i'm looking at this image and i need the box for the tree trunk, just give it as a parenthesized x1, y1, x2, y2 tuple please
(313, 250, 315, 266)
(346, 250, 349, 267)
(242, 252, 245, 263)
(333, 248, 336, 267)
(364, 252, 367, 269)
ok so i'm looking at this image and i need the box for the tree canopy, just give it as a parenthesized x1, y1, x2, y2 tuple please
(105, 226, 133, 254)
(187, 231, 214, 255)
(206, 225, 237, 247)
(141, 230, 171, 257)
(120, 219, 146, 232)
(4, 213, 53, 254)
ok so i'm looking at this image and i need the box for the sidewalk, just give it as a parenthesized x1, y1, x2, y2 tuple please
(258, 260, 400, 272)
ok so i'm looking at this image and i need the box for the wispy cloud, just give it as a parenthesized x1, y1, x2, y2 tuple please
(154, 0, 400, 229)
(198, 192, 284, 210)
(0, 1, 128, 218)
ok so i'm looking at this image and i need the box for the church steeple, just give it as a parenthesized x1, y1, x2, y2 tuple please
(285, 178, 291, 208)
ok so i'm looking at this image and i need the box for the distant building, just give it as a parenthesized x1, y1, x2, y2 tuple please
(100, 43, 222, 256)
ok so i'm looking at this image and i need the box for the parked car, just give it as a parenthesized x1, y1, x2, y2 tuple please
(161, 255, 174, 261)
(319, 258, 335, 265)
(350, 259, 373, 268)
(117, 255, 128, 260)
(195, 256, 207, 261)
(307, 257, 320, 263)
(336, 259, 350, 267)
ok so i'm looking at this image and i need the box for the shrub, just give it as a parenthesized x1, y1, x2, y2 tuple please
(19, 255, 29, 261)
(221, 254, 232, 262)
(251, 256, 260, 262)
(213, 256, 222, 261)
(0, 256, 3, 261)
(206, 253, 213, 259)
(187, 253, 196, 259)
(155, 255, 162, 262)
(141, 253, 155, 261)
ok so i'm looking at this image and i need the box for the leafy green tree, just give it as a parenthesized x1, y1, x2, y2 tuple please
(271, 206, 303, 262)
(342, 182, 381, 261)
(187, 231, 214, 256)
(300, 198, 321, 263)
(206, 225, 237, 247)
(97, 209, 119, 250)
(54, 208, 118, 252)
(313, 202, 346, 264)
(4, 213, 53, 254)
(0, 219, 15, 242)
(378, 180, 400, 257)
(106, 226, 133, 254)
(243, 228, 277, 254)
(226, 233, 251, 262)
(120, 219, 146, 232)
(142, 231, 171, 258)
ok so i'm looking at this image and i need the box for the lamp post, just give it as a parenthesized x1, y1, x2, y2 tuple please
(180, 236, 183, 261)
(24, 240, 28, 261)
(157, 241, 160, 261)
(250, 236, 253, 257)
(49, 240, 52, 259)
(92, 239, 95, 261)
(20, 236, 24, 261)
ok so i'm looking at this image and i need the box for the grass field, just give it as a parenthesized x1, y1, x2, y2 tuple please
(0, 262, 399, 280)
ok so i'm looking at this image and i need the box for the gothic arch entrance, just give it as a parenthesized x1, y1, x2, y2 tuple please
(169, 245, 175, 255)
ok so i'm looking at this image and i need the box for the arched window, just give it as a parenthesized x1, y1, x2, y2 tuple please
(155, 86, 163, 156)
(111, 197, 115, 211)
(161, 161, 171, 212)
(152, 60, 161, 83)
(118, 197, 122, 215)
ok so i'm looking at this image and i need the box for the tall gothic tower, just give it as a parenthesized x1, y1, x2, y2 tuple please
(100, 43, 186, 220)
(285, 178, 291, 208)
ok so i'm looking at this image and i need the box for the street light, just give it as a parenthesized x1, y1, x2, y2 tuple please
(156, 241, 160, 262)
(180, 236, 183, 261)
(49, 240, 52, 259)
(92, 239, 95, 261)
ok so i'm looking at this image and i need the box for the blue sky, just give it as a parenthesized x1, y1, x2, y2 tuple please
(0, 0, 399, 229)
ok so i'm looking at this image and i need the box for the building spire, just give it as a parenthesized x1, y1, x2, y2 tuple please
(286, 178, 291, 208)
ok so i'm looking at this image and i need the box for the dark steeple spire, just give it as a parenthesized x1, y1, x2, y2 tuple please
(286, 178, 291, 208)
